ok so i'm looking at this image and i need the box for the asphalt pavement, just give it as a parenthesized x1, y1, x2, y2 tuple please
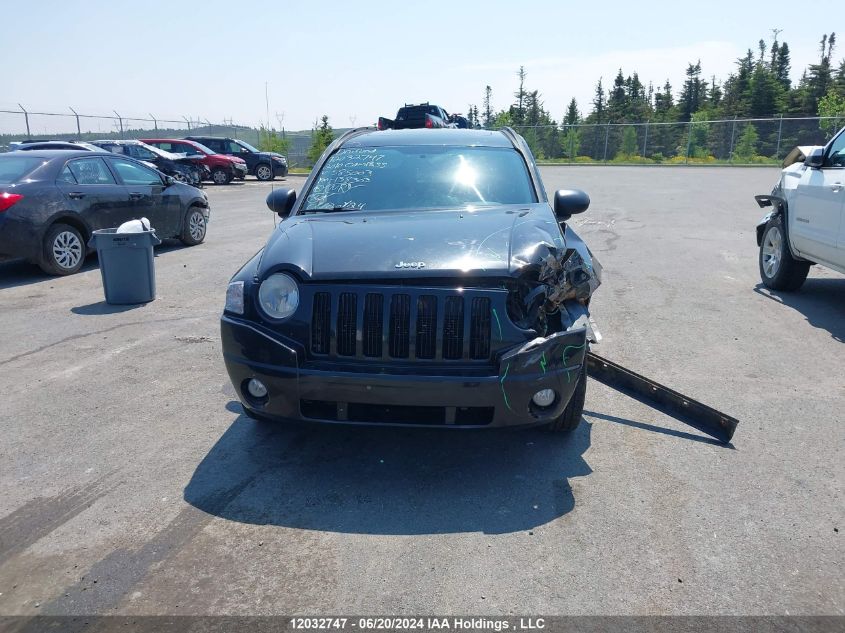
(0, 167, 842, 617)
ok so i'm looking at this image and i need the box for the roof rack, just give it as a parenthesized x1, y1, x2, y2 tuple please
(403, 102, 429, 107)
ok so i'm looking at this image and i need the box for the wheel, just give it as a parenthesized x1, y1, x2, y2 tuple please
(255, 163, 274, 181)
(39, 223, 86, 275)
(180, 207, 207, 246)
(211, 167, 232, 185)
(547, 361, 587, 433)
(759, 216, 810, 291)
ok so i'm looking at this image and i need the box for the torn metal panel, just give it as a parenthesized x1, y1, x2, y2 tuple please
(586, 352, 739, 444)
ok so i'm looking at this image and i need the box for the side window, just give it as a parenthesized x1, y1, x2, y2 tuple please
(127, 145, 157, 161)
(227, 141, 246, 154)
(57, 165, 77, 184)
(175, 142, 197, 155)
(67, 158, 117, 185)
(108, 158, 162, 185)
(204, 140, 223, 152)
(825, 131, 845, 168)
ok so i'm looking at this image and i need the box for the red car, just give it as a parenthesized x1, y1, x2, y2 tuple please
(141, 138, 248, 184)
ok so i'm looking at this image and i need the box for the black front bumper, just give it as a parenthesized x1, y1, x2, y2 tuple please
(221, 315, 587, 428)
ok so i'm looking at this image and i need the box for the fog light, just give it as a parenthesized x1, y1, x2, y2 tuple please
(246, 378, 268, 399)
(532, 388, 556, 407)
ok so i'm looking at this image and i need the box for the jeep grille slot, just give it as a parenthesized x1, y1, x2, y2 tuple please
(307, 289, 493, 362)
(311, 292, 331, 354)
(363, 293, 384, 357)
(389, 294, 411, 358)
(415, 295, 437, 359)
(470, 297, 491, 359)
(337, 292, 357, 356)
(443, 296, 464, 360)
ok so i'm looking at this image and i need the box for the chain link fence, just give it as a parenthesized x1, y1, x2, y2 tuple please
(0, 107, 314, 167)
(2, 107, 842, 167)
(510, 116, 843, 164)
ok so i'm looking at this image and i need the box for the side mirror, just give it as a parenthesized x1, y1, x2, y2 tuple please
(163, 175, 176, 186)
(804, 148, 824, 168)
(553, 189, 590, 222)
(266, 188, 296, 218)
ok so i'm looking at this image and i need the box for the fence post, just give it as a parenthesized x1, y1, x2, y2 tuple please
(113, 111, 123, 134)
(603, 123, 610, 162)
(643, 120, 650, 158)
(569, 125, 575, 164)
(728, 116, 737, 163)
(183, 116, 192, 131)
(149, 114, 158, 131)
(685, 121, 693, 164)
(18, 104, 30, 137)
(69, 107, 81, 139)
(775, 114, 784, 160)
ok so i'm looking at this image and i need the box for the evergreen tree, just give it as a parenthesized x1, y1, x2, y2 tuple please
(592, 77, 606, 123)
(563, 98, 580, 125)
(307, 115, 334, 164)
(678, 61, 706, 121)
(734, 124, 759, 159)
(483, 85, 493, 128)
(513, 66, 527, 125)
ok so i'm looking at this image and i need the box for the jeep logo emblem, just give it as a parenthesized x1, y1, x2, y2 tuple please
(395, 261, 426, 269)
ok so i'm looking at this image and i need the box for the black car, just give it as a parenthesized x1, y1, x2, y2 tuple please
(0, 151, 210, 275)
(377, 103, 456, 130)
(92, 140, 207, 187)
(221, 128, 600, 431)
(186, 136, 288, 180)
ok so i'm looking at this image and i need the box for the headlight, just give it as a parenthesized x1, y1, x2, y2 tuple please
(273, 156, 287, 164)
(258, 273, 299, 320)
(225, 281, 244, 314)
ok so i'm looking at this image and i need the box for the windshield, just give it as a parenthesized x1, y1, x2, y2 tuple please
(190, 141, 215, 155)
(235, 139, 260, 153)
(302, 146, 536, 212)
(0, 156, 46, 184)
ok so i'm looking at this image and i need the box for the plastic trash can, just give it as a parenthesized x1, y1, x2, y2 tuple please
(89, 228, 162, 304)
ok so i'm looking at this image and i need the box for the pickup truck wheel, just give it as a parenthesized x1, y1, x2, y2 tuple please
(39, 223, 85, 275)
(255, 164, 274, 181)
(759, 216, 810, 291)
(547, 361, 587, 433)
(180, 207, 207, 246)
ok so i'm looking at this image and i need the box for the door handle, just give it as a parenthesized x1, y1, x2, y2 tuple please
(68, 192, 85, 199)
(129, 192, 143, 200)
(828, 182, 843, 192)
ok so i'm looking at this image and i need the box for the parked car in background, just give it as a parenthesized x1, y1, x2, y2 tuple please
(0, 150, 209, 275)
(91, 139, 206, 187)
(13, 140, 106, 152)
(186, 136, 288, 180)
(377, 103, 457, 130)
(141, 138, 247, 184)
(755, 126, 845, 291)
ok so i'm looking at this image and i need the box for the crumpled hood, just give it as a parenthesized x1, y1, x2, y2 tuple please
(257, 204, 568, 280)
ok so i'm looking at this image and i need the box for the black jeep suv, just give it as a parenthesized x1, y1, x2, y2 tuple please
(221, 127, 599, 431)
(186, 136, 288, 180)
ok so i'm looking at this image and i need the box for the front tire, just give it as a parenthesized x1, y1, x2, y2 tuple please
(255, 163, 274, 181)
(180, 207, 207, 246)
(211, 167, 232, 185)
(39, 223, 85, 275)
(547, 361, 587, 433)
(759, 216, 809, 291)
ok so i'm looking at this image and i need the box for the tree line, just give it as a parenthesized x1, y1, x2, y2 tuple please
(463, 32, 845, 162)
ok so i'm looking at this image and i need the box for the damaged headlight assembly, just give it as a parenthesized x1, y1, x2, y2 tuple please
(225, 281, 244, 315)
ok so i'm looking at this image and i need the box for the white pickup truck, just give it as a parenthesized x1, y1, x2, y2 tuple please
(756, 125, 845, 290)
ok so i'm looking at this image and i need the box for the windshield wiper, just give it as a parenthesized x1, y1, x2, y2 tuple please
(304, 206, 359, 214)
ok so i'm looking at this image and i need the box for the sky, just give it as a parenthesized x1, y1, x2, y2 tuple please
(1, 0, 839, 134)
